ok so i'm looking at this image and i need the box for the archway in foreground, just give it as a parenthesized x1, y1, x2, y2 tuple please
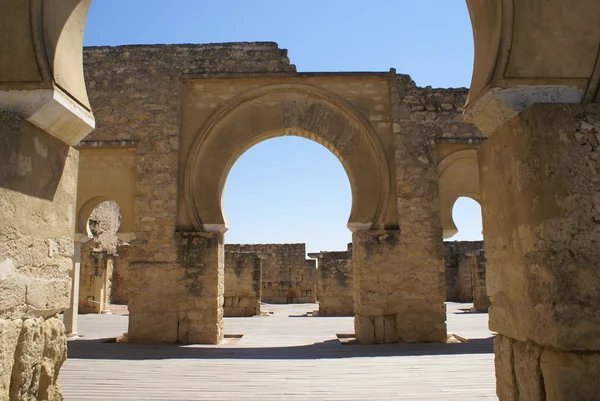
(221, 136, 353, 324)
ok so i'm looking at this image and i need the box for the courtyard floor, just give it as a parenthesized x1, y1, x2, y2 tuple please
(60, 303, 497, 400)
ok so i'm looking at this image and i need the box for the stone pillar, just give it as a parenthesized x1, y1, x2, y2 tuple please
(64, 235, 92, 336)
(353, 230, 446, 344)
(100, 258, 112, 314)
(175, 232, 224, 344)
(468, 250, 489, 312)
(479, 104, 600, 400)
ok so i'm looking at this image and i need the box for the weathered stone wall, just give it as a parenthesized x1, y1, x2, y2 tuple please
(0, 111, 77, 400)
(443, 241, 484, 302)
(224, 251, 261, 316)
(79, 201, 120, 313)
(111, 244, 130, 305)
(83, 43, 295, 343)
(467, 250, 489, 312)
(481, 104, 600, 400)
(351, 77, 484, 344)
(314, 250, 353, 316)
(224, 243, 317, 304)
(82, 43, 483, 344)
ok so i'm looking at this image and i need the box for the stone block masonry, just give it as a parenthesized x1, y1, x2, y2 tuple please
(225, 244, 317, 304)
(81, 42, 483, 345)
(310, 247, 353, 317)
(82, 42, 296, 343)
(0, 111, 77, 400)
(481, 104, 600, 400)
(224, 252, 261, 316)
(443, 241, 484, 303)
(353, 230, 447, 344)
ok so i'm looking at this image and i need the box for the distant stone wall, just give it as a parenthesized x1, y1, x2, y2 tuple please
(312, 249, 353, 316)
(444, 241, 484, 302)
(224, 252, 261, 316)
(224, 243, 317, 304)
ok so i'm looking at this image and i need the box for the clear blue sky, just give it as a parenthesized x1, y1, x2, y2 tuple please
(83, 1, 483, 253)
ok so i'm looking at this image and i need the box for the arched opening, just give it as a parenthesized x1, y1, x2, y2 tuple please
(77, 200, 130, 318)
(444, 196, 489, 323)
(221, 136, 355, 338)
(448, 197, 483, 242)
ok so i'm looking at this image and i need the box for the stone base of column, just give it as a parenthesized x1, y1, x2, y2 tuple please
(175, 232, 224, 345)
(353, 230, 446, 344)
(495, 334, 600, 401)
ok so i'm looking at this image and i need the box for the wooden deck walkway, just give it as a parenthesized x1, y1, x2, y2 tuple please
(60, 303, 497, 400)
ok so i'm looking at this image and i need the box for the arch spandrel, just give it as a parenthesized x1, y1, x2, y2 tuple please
(437, 149, 481, 239)
(183, 84, 390, 233)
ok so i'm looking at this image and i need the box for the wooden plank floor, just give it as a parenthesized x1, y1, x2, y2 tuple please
(60, 303, 497, 400)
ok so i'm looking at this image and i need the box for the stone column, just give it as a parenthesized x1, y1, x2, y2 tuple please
(175, 232, 224, 344)
(353, 230, 446, 344)
(479, 104, 600, 400)
(64, 234, 92, 336)
(100, 258, 112, 314)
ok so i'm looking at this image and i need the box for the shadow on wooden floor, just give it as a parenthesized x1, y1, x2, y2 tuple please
(67, 336, 494, 360)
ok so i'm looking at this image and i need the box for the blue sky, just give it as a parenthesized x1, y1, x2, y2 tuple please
(83, 1, 482, 253)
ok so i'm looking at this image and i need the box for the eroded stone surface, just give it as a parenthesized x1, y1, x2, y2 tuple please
(224, 252, 261, 317)
(312, 248, 353, 317)
(353, 230, 446, 344)
(481, 104, 600, 351)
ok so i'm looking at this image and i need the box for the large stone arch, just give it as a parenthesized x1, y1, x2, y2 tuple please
(75, 146, 136, 240)
(183, 84, 391, 233)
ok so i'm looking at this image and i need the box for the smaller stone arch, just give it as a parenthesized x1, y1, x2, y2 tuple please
(75, 146, 136, 241)
(437, 149, 481, 239)
(183, 84, 391, 233)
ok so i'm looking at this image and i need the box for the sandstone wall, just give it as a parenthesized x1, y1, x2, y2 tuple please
(467, 250, 489, 312)
(480, 104, 600, 400)
(82, 43, 483, 344)
(224, 252, 261, 316)
(111, 244, 130, 305)
(83, 43, 295, 343)
(0, 111, 77, 400)
(224, 244, 317, 304)
(443, 241, 484, 302)
(314, 250, 353, 316)
(352, 77, 484, 344)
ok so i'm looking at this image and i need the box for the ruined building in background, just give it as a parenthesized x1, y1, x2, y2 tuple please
(443, 241, 489, 312)
(74, 42, 482, 347)
(225, 243, 317, 305)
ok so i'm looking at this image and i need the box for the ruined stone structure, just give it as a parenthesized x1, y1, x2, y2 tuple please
(310, 247, 353, 317)
(78, 201, 120, 314)
(223, 251, 261, 317)
(225, 244, 317, 304)
(2, 1, 600, 400)
(444, 241, 484, 302)
(76, 42, 481, 347)
(465, 3, 600, 399)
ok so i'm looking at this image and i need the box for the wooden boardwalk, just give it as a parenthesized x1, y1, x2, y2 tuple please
(60, 303, 497, 400)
